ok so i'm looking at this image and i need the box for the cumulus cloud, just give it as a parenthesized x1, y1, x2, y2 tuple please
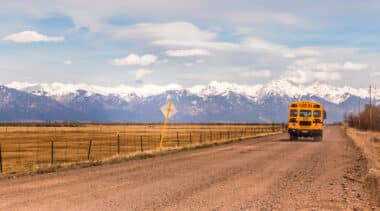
(114, 22, 216, 42)
(370, 72, 380, 77)
(154, 39, 239, 51)
(131, 23, 239, 52)
(183, 59, 205, 67)
(281, 59, 368, 84)
(156, 36, 320, 59)
(226, 11, 305, 25)
(287, 58, 368, 72)
(129, 69, 152, 80)
(343, 62, 369, 70)
(283, 69, 341, 84)
(242, 37, 320, 58)
(240, 70, 272, 78)
(64, 60, 72, 65)
(3, 31, 64, 43)
(165, 49, 211, 57)
(112, 54, 157, 66)
(158, 59, 169, 64)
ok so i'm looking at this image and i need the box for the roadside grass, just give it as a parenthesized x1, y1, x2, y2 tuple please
(345, 126, 380, 206)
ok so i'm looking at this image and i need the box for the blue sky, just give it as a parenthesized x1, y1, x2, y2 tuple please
(0, 0, 379, 88)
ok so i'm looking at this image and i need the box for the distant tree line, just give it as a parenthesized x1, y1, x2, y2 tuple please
(345, 104, 380, 131)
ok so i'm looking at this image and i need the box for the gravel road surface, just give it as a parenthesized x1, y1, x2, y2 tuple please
(0, 126, 376, 210)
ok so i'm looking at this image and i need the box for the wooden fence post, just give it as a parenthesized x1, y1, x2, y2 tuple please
(36, 142, 40, 164)
(140, 136, 143, 152)
(189, 132, 192, 145)
(0, 144, 3, 174)
(87, 139, 92, 160)
(177, 132, 180, 147)
(65, 141, 68, 163)
(210, 131, 212, 142)
(125, 134, 128, 153)
(117, 133, 120, 154)
(17, 143, 21, 162)
(51, 139, 54, 164)
(159, 134, 162, 148)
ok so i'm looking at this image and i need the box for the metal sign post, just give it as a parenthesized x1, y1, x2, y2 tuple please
(159, 100, 177, 150)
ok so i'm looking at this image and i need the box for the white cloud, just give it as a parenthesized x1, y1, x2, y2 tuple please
(129, 69, 152, 80)
(283, 69, 341, 85)
(64, 60, 72, 65)
(286, 58, 368, 73)
(281, 59, 368, 84)
(242, 37, 320, 58)
(370, 72, 380, 77)
(3, 31, 64, 43)
(288, 59, 339, 73)
(155, 36, 320, 59)
(343, 62, 369, 70)
(158, 59, 169, 64)
(226, 11, 305, 25)
(195, 59, 204, 64)
(183, 59, 204, 67)
(165, 49, 211, 57)
(154, 39, 239, 51)
(240, 70, 272, 78)
(113, 22, 216, 42)
(112, 54, 157, 66)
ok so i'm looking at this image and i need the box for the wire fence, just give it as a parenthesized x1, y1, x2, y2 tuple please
(0, 125, 283, 174)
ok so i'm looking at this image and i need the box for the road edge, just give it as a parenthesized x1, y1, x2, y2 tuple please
(343, 125, 380, 207)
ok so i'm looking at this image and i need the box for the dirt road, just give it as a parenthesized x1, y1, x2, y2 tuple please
(0, 126, 376, 210)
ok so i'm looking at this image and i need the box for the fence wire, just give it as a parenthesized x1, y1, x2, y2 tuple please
(0, 126, 283, 174)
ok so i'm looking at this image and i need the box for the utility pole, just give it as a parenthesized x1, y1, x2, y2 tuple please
(374, 86, 377, 108)
(369, 85, 372, 130)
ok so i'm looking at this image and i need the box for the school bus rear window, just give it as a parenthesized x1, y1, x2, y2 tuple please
(300, 110, 311, 117)
(290, 110, 297, 117)
(313, 110, 321, 117)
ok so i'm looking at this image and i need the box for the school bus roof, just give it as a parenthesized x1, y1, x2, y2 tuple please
(288, 101, 323, 109)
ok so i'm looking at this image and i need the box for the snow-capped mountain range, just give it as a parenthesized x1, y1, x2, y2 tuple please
(1, 80, 379, 123)
(7, 80, 378, 104)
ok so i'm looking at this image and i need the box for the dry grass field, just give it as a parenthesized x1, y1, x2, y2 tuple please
(0, 123, 283, 174)
(346, 127, 380, 205)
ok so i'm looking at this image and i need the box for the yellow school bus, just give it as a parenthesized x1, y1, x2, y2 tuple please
(288, 101, 326, 141)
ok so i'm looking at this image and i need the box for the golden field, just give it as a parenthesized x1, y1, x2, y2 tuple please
(0, 123, 283, 174)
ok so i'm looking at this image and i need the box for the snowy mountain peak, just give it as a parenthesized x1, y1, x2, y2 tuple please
(188, 81, 262, 99)
(6, 80, 379, 105)
(7, 81, 183, 101)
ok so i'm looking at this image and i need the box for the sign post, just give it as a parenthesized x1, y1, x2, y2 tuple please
(159, 100, 177, 150)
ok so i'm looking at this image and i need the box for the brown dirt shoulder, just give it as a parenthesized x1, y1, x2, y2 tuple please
(345, 126, 380, 206)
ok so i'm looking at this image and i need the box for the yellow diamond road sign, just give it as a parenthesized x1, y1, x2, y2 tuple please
(160, 101, 177, 119)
